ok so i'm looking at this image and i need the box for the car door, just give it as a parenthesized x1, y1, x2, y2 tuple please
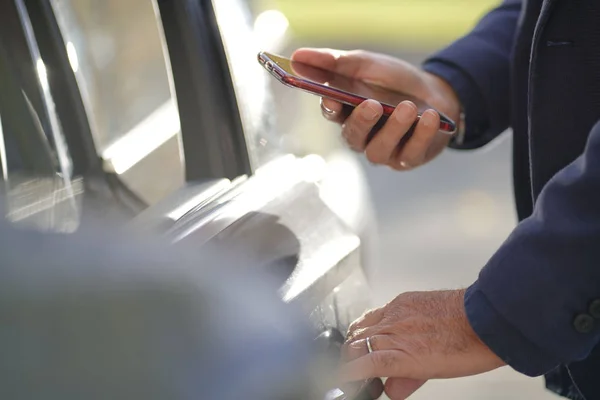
(0, 0, 373, 394)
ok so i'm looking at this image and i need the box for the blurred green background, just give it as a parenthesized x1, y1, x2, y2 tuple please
(260, 0, 496, 48)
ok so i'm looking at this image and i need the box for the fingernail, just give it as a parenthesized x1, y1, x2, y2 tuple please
(399, 161, 411, 169)
(421, 110, 437, 128)
(362, 103, 380, 121)
(396, 101, 416, 121)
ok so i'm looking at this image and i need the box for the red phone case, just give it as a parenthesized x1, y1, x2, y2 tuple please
(258, 52, 456, 134)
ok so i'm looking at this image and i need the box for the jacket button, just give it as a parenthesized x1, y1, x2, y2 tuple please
(574, 314, 595, 333)
(590, 300, 600, 319)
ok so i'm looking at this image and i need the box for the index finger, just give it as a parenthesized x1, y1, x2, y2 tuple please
(291, 48, 342, 71)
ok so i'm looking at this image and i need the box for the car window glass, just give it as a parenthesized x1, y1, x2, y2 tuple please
(0, 30, 82, 233)
(50, 0, 174, 149)
(212, 0, 280, 169)
(50, 0, 184, 204)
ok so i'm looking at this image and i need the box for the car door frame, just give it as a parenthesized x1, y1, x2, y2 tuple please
(16, 0, 257, 218)
(156, 0, 253, 182)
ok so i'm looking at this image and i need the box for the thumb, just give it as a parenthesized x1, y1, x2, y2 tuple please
(291, 47, 348, 71)
(292, 48, 375, 79)
(292, 48, 424, 94)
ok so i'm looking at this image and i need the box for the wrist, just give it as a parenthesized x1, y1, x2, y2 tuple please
(423, 71, 462, 123)
(424, 72, 467, 144)
(453, 289, 476, 339)
(459, 288, 506, 368)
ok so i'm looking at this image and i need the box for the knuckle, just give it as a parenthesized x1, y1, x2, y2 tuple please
(391, 292, 418, 310)
(363, 308, 380, 320)
(341, 342, 354, 359)
(349, 49, 369, 58)
(354, 327, 370, 339)
(403, 339, 431, 358)
(348, 320, 362, 333)
(342, 126, 365, 150)
(346, 326, 364, 342)
(373, 351, 397, 371)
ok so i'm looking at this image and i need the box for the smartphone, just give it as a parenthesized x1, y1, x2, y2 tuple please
(258, 51, 456, 134)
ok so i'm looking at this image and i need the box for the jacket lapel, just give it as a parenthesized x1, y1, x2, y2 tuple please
(527, 0, 561, 200)
(533, 0, 559, 46)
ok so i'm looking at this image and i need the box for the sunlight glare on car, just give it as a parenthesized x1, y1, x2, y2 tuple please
(0, 114, 6, 181)
(253, 9, 289, 52)
(66, 41, 79, 73)
(36, 59, 49, 91)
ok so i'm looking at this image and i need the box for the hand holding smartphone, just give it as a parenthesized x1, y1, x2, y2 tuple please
(258, 51, 457, 134)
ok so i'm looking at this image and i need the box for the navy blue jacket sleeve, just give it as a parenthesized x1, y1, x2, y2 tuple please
(422, 0, 522, 149)
(465, 120, 600, 377)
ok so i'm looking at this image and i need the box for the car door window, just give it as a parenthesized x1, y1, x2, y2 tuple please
(0, 35, 82, 233)
(50, 0, 184, 204)
(212, 0, 280, 169)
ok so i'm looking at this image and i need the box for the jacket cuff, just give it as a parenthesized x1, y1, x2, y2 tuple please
(422, 29, 513, 148)
(465, 283, 561, 376)
(422, 61, 490, 150)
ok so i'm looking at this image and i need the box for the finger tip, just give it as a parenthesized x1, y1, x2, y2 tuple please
(421, 109, 441, 129)
(290, 47, 312, 61)
(292, 48, 338, 67)
(425, 108, 440, 119)
(401, 100, 418, 111)
(364, 99, 382, 106)
(396, 101, 418, 121)
(363, 99, 383, 113)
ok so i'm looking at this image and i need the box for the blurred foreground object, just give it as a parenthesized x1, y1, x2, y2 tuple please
(0, 218, 320, 400)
